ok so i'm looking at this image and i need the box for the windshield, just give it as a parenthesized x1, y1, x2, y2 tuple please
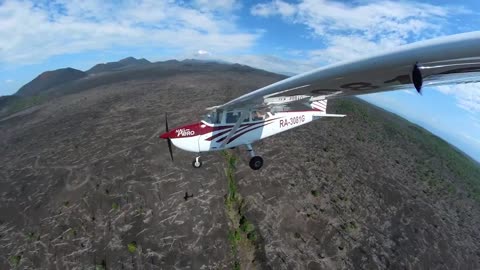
(203, 110, 223, 124)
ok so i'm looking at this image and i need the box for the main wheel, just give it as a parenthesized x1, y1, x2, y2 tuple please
(249, 156, 263, 170)
(192, 158, 202, 168)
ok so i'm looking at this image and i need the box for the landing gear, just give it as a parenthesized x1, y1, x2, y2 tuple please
(249, 156, 263, 170)
(192, 156, 202, 168)
(246, 144, 263, 170)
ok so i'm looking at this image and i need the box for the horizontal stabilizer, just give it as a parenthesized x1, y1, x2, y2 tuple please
(313, 113, 346, 120)
(320, 113, 346, 117)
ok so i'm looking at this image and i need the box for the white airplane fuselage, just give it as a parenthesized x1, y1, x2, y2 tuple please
(160, 110, 332, 153)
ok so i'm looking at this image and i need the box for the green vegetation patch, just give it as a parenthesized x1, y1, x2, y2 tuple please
(112, 202, 120, 211)
(343, 221, 359, 233)
(127, 241, 137, 253)
(222, 150, 260, 269)
(66, 227, 77, 239)
(240, 218, 255, 234)
(26, 231, 41, 241)
(9, 255, 21, 267)
(5, 95, 48, 115)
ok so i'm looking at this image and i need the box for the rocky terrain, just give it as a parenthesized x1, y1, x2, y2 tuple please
(0, 59, 479, 269)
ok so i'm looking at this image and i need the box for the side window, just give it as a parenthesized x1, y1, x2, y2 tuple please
(243, 113, 250, 122)
(226, 112, 240, 123)
(251, 111, 265, 121)
(214, 111, 223, 124)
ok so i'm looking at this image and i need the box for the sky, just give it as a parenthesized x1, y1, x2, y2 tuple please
(1, 0, 480, 161)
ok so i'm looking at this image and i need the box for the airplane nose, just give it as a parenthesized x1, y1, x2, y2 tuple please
(160, 131, 170, 139)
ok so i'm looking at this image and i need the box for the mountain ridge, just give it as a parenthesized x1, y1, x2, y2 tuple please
(86, 57, 151, 74)
(0, 58, 280, 117)
(16, 67, 86, 96)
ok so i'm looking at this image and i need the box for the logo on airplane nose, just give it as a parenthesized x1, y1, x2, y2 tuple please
(176, 128, 195, 137)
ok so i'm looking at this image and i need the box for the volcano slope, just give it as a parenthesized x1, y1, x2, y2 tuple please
(0, 61, 479, 269)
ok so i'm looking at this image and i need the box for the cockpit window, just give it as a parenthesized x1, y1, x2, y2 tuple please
(203, 111, 223, 124)
(251, 111, 265, 121)
(204, 110, 257, 124)
(226, 112, 241, 123)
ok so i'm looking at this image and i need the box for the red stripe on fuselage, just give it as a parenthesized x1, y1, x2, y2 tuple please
(206, 129, 232, 141)
(227, 122, 274, 144)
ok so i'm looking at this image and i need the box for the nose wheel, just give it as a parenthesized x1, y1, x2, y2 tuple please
(246, 144, 263, 170)
(192, 156, 202, 168)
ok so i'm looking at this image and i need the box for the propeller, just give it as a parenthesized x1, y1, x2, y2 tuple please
(163, 113, 174, 161)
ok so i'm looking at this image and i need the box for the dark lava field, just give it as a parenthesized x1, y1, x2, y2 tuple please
(1, 59, 480, 269)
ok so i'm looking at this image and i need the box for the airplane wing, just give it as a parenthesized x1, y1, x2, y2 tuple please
(212, 31, 480, 111)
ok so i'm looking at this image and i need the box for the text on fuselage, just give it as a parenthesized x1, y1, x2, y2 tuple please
(176, 128, 195, 137)
(280, 115, 305, 128)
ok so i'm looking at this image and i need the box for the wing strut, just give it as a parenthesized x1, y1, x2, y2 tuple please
(220, 111, 248, 148)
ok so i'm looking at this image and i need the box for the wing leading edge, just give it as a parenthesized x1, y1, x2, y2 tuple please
(214, 31, 480, 111)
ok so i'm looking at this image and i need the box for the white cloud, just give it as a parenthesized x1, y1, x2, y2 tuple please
(251, 0, 464, 62)
(436, 83, 480, 114)
(4, 79, 14, 83)
(251, 0, 296, 17)
(193, 0, 240, 12)
(196, 50, 211, 56)
(402, 90, 416, 96)
(220, 54, 317, 75)
(0, 0, 257, 65)
(461, 133, 480, 148)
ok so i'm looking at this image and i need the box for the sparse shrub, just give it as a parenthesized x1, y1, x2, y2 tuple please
(294, 232, 301, 239)
(247, 231, 257, 241)
(239, 215, 246, 226)
(311, 190, 319, 197)
(68, 228, 77, 238)
(112, 202, 119, 210)
(447, 184, 456, 194)
(344, 221, 358, 233)
(136, 207, 145, 215)
(128, 241, 137, 253)
(26, 232, 37, 241)
(228, 229, 242, 247)
(9, 255, 21, 267)
(240, 221, 254, 233)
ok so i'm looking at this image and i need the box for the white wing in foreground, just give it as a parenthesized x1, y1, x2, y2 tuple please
(214, 31, 480, 111)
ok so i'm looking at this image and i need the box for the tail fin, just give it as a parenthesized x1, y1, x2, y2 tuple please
(311, 100, 328, 112)
(311, 99, 346, 118)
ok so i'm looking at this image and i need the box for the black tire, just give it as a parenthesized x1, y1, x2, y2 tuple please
(249, 156, 263, 170)
(192, 159, 202, 168)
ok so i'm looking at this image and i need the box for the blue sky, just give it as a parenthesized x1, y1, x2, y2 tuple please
(1, 0, 480, 161)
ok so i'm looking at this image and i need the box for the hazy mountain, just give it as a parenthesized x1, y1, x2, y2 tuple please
(86, 57, 151, 74)
(0, 60, 479, 269)
(0, 59, 279, 118)
(15, 68, 86, 97)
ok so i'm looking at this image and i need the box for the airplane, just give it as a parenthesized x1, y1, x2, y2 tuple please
(160, 31, 480, 170)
